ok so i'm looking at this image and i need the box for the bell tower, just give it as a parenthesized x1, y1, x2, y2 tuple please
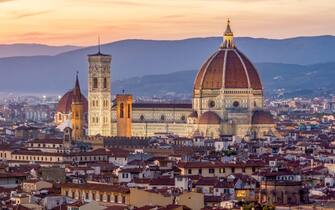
(71, 72, 84, 139)
(116, 93, 132, 137)
(88, 42, 112, 136)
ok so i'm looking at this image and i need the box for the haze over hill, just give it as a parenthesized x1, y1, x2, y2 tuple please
(0, 44, 81, 58)
(1, 35, 335, 97)
(112, 62, 335, 98)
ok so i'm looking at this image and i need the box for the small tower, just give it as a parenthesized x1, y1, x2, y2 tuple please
(116, 92, 132, 137)
(71, 72, 84, 140)
(88, 39, 112, 136)
(221, 19, 235, 49)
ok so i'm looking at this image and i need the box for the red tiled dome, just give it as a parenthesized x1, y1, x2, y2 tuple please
(199, 111, 221, 124)
(252, 110, 274, 124)
(56, 90, 88, 114)
(194, 48, 262, 91)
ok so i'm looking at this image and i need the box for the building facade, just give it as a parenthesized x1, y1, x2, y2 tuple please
(87, 50, 112, 136)
(110, 20, 275, 138)
(72, 73, 85, 139)
(55, 20, 276, 139)
(54, 76, 88, 131)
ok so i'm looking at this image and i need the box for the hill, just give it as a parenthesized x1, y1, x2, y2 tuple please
(0, 44, 81, 58)
(1, 36, 335, 96)
(112, 62, 335, 98)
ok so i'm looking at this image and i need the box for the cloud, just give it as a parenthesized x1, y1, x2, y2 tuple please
(12, 10, 52, 19)
(0, 0, 15, 3)
(71, 0, 152, 7)
(160, 15, 184, 20)
(109, 0, 151, 6)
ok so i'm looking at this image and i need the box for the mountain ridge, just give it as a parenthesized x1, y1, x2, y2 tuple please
(0, 43, 81, 58)
(1, 35, 335, 96)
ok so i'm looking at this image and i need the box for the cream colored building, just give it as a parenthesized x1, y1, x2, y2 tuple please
(22, 180, 53, 193)
(83, 20, 277, 138)
(129, 188, 204, 210)
(177, 161, 265, 178)
(61, 183, 130, 205)
(87, 50, 112, 136)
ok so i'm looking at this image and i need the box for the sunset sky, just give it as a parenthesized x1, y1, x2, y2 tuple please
(0, 0, 334, 46)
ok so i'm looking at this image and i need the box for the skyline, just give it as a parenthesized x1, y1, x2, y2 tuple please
(0, 0, 334, 46)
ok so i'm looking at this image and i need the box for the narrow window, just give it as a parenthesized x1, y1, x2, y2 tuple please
(107, 194, 111, 202)
(93, 77, 98, 88)
(104, 78, 107, 89)
(120, 103, 124, 118)
(127, 104, 131, 118)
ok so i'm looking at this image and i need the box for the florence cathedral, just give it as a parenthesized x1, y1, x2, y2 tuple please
(55, 20, 276, 139)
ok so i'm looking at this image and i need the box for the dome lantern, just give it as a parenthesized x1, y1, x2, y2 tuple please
(221, 19, 235, 49)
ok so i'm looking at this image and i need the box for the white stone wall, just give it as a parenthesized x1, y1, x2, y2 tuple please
(88, 55, 112, 136)
(193, 88, 264, 119)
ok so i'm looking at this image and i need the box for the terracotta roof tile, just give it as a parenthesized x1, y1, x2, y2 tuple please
(194, 48, 262, 91)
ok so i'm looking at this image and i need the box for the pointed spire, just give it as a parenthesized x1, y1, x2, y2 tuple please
(221, 19, 235, 49)
(225, 19, 233, 36)
(73, 71, 82, 103)
(75, 71, 80, 89)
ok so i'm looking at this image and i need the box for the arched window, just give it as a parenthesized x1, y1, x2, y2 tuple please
(127, 104, 131, 118)
(103, 78, 107, 89)
(93, 78, 98, 88)
(120, 103, 124, 118)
